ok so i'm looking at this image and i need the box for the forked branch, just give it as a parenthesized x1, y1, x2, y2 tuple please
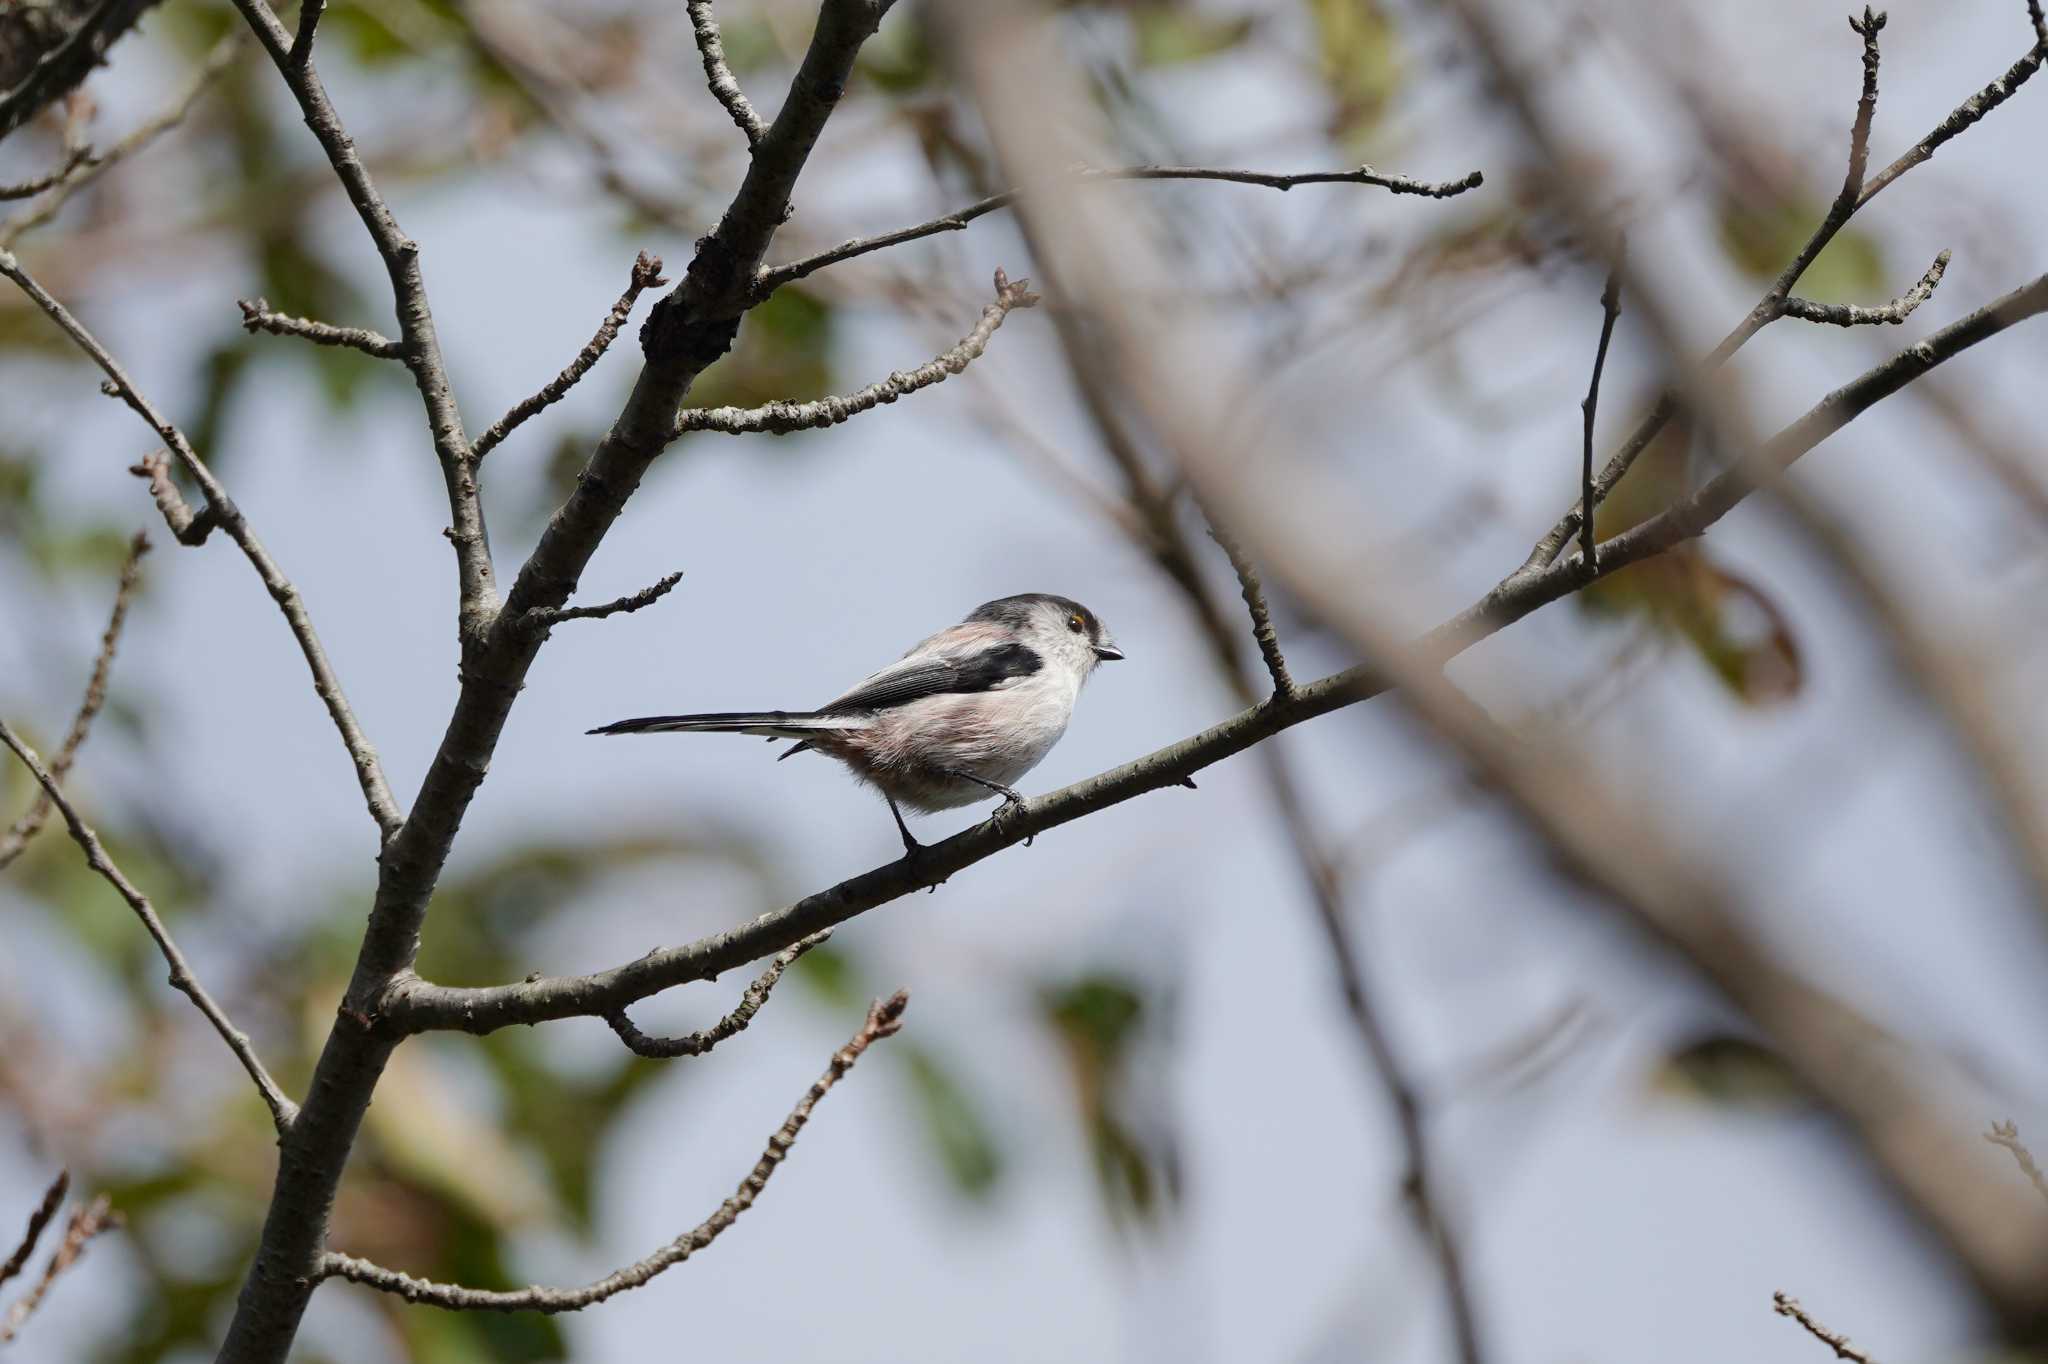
(321, 992, 907, 1312)
(606, 933, 828, 1058)
(677, 269, 1038, 436)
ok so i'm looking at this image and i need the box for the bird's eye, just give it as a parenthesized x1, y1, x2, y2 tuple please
(1068, 614, 1085, 633)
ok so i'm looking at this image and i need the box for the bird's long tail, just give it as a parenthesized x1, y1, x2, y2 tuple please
(585, 710, 866, 740)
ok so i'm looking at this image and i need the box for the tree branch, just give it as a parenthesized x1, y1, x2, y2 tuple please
(1773, 1292, 1877, 1364)
(0, 531, 145, 870)
(605, 932, 826, 1059)
(0, 1173, 66, 1290)
(1578, 250, 1624, 571)
(1204, 516, 1294, 697)
(0, 720, 300, 1133)
(1985, 1121, 2048, 1208)
(0, 250, 402, 840)
(385, 270, 2048, 1039)
(686, 0, 764, 149)
(226, 0, 492, 627)
(0, 0, 163, 143)
(0, 30, 243, 252)
(237, 297, 402, 358)
(1519, 6, 2043, 574)
(321, 991, 905, 1312)
(0, 144, 91, 200)
(755, 162, 1484, 296)
(515, 570, 682, 634)
(470, 251, 667, 463)
(1780, 249, 1949, 327)
(0, 1192, 118, 1344)
(676, 268, 1038, 436)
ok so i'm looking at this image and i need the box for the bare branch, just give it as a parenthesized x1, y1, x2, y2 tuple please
(1985, 1121, 2048, 1208)
(289, 0, 324, 66)
(676, 269, 1038, 436)
(1579, 249, 1624, 571)
(1521, 7, 2043, 574)
(1780, 249, 1950, 327)
(0, 531, 147, 871)
(226, 0, 492, 624)
(127, 450, 218, 546)
(1204, 516, 1294, 697)
(686, 0, 764, 149)
(470, 251, 667, 463)
(237, 297, 402, 358)
(0, 252, 402, 839)
(516, 570, 682, 635)
(0, 1194, 118, 1344)
(0, 145, 92, 201)
(0, 1173, 66, 1290)
(0, 0, 161, 144)
(0, 31, 243, 252)
(606, 932, 828, 1058)
(321, 991, 906, 1312)
(385, 270, 2048, 1039)
(0, 720, 299, 1133)
(755, 163, 1484, 296)
(1773, 1292, 1877, 1364)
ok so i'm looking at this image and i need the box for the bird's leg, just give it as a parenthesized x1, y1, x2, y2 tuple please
(887, 794, 923, 853)
(938, 768, 1034, 846)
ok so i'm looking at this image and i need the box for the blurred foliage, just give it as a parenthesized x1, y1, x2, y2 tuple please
(1582, 415, 1803, 704)
(1648, 1032, 1809, 1111)
(1038, 970, 1182, 1230)
(1716, 191, 1887, 300)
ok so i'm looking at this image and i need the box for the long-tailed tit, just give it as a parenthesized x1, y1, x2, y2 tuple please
(589, 593, 1123, 850)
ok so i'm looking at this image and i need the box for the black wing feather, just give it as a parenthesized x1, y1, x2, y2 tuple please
(820, 642, 1042, 714)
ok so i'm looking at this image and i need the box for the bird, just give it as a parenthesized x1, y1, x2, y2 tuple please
(588, 593, 1124, 852)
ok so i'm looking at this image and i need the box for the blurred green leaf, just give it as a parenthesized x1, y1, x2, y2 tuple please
(898, 1043, 1005, 1199)
(1134, 9, 1254, 66)
(1649, 1032, 1809, 1110)
(1039, 971, 1181, 1228)
(1716, 192, 1885, 299)
(679, 286, 836, 416)
(1582, 416, 1803, 704)
(1308, 0, 1403, 151)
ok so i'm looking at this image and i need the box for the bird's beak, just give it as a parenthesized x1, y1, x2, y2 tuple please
(1092, 640, 1125, 661)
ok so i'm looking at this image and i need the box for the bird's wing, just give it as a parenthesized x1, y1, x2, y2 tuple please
(819, 630, 1044, 714)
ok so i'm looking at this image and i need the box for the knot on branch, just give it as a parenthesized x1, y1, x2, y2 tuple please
(129, 450, 220, 546)
(639, 290, 742, 370)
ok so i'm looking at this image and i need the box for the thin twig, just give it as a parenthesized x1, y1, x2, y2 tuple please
(1204, 516, 1294, 697)
(0, 1174, 67, 1289)
(237, 297, 402, 358)
(0, 250, 402, 840)
(227, 0, 491, 620)
(1781, 250, 1949, 327)
(1519, 7, 2043, 574)
(516, 570, 682, 634)
(1773, 1291, 1876, 1363)
(1984, 1121, 2048, 1208)
(754, 163, 1484, 296)
(605, 932, 827, 1058)
(686, 0, 764, 149)
(289, 0, 325, 65)
(0, 532, 147, 870)
(678, 268, 1038, 436)
(0, 1195, 119, 1344)
(1578, 248, 1624, 572)
(0, 720, 299, 1132)
(470, 251, 667, 463)
(0, 31, 244, 251)
(321, 991, 907, 1312)
(0, 145, 93, 201)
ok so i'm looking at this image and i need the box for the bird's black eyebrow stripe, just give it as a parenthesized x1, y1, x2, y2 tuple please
(820, 642, 1044, 714)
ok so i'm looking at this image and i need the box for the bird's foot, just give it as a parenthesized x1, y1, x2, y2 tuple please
(990, 790, 1034, 846)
